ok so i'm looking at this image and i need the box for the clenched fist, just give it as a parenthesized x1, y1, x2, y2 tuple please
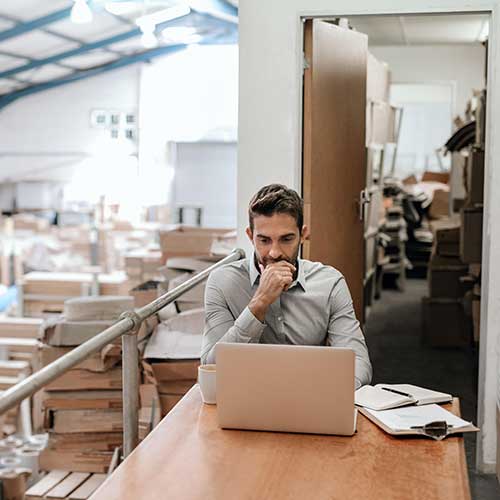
(248, 261, 296, 322)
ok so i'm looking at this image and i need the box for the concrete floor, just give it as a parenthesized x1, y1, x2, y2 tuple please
(364, 278, 500, 500)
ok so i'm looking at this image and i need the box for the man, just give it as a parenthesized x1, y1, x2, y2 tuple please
(201, 184, 372, 388)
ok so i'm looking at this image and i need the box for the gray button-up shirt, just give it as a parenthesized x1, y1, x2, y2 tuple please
(201, 254, 372, 388)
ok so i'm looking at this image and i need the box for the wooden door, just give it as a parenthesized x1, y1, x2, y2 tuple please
(302, 19, 367, 321)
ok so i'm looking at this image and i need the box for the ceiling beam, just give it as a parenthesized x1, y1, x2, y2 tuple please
(0, 7, 74, 43)
(190, 0, 238, 24)
(0, 30, 236, 111)
(0, 10, 202, 81)
(0, 27, 142, 80)
(0, 12, 126, 58)
(0, 43, 187, 110)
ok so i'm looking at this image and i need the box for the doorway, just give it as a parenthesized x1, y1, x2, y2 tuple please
(301, 13, 498, 498)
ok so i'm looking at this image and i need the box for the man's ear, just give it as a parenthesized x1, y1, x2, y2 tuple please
(245, 227, 253, 241)
(300, 225, 310, 244)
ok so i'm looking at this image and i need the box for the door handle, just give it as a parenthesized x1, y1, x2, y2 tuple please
(359, 189, 371, 221)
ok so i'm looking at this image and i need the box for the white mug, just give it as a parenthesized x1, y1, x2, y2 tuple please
(198, 364, 217, 404)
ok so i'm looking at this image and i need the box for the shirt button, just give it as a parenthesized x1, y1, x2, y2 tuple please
(278, 316, 283, 321)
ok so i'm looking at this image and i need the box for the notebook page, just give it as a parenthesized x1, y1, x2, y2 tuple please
(365, 404, 471, 431)
(355, 385, 411, 410)
(378, 384, 452, 404)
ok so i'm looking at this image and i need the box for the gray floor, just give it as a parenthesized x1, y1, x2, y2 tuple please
(364, 278, 500, 500)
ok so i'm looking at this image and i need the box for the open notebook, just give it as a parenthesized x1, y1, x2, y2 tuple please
(355, 384, 452, 411)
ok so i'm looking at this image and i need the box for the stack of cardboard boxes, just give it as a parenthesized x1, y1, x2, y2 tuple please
(0, 317, 41, 434)
(20, 271, 130, 318)
(459, 143, 483, 345)
(422, 105, 484, 347)
(123, 249, 163, 289)
(158, 226, 234, 264)
(423, 219, 473, 347)
(37, 296, 133, 473)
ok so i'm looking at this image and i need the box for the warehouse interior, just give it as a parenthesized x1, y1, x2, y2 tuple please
(0, 1, 499, 499)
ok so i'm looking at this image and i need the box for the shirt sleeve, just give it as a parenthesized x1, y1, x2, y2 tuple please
(201, 272, 265, 364)
(326, 276, 372, 389)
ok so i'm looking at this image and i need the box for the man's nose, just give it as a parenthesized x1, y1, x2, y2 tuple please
(269, 243, 282, 259)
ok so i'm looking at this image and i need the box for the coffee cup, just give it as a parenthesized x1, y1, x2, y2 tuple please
(198, 364, 216, 404)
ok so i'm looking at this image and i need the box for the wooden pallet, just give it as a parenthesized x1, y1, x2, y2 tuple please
(25, 470, 106, 500)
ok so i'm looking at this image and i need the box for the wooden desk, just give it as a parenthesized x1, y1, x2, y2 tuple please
(90, 387, 471, 500)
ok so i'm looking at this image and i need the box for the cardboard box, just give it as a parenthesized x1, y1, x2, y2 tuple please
(39, 449, 113, 474)
(431, 218, 460, 257)
(428, 253, 468, 298)
(43, 390, 123, 411)
(51, 409, 123, 433)
(39, 344, 121, 373)
(422, 171, 450, 184)
(465, 147, 484, 207)
(157, 380, 196, 395)
(45, 366, 122, 391)
(428, 189, 450, 220)
(130, 280, 161, 308)
(159, 394, 183, 417)
(460, 208, 483, 264)
(142, 360, 199, 383)
(422, 297, 471, 347)
(0, 317, 43, 339)
(159, 226, 231, 262)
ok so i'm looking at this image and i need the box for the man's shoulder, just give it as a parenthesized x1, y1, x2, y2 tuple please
(207, 258, 250, 287)
(301, 259, 344, 283)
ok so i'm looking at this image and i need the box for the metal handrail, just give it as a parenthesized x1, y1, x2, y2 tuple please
(0, 248, 246, 457)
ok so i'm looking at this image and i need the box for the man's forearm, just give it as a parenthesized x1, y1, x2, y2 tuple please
(201, 307, 265, 364)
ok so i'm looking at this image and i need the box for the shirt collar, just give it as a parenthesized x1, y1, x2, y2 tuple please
(248, 251, 307, 292)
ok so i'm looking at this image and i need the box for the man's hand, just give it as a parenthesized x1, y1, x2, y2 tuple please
(248, 261, 296, 322)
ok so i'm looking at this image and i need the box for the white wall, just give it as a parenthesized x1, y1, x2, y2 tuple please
(0, 65, 141, 213)
(170, 141, 237, 228)
(138, 44, 238, 210)
(238, 0, 500, 473)
(371, 44, 486, 116)
(0, 65, 140, 184)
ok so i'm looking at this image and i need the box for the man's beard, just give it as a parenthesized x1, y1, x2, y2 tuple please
(254, 245, 300, 278)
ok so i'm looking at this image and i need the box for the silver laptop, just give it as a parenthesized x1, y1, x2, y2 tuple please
(216, 343, 356, 436)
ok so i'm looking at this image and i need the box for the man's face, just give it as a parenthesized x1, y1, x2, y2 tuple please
(246, 213, 309, 269)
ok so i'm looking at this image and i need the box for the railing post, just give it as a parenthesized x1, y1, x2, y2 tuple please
(120, 312, 141, 458)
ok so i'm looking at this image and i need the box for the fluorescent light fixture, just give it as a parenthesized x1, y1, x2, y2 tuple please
(162, 26, 201, 44)
(136, 4, 190, 31)
(71, 0, 93, 24)
(104, 1, 139, 16)
(478, 20, 489, 42)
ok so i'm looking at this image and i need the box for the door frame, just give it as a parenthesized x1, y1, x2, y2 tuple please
(296, 8, 497, 474)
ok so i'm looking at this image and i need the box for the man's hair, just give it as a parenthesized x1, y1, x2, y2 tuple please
(248, 184, 303, 231)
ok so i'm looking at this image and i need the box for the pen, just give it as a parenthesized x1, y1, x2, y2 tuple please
(381, 387, 413, 398)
